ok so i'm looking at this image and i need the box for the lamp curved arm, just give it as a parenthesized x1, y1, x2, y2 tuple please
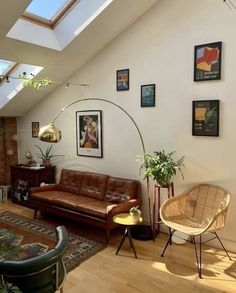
(51, 98, 146, 154)
(38, 97, 151, 226)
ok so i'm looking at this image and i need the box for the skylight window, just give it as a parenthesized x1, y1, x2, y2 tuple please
(0, 59, 16, 82)
(23, 0, 77, 27)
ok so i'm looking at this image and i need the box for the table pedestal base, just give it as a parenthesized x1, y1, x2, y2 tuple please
(116, 226, 137, 258)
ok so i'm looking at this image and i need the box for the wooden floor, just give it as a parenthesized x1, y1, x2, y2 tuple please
(0, 200, 236, 293)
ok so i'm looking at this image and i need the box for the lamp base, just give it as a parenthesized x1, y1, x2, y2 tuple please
(130, 225, 153, 241)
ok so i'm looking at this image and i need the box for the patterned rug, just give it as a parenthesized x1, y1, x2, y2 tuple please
(0, 211, 105, 272)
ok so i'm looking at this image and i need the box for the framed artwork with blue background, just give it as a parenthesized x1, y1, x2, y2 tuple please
(116, 69, 129, 91)
(141, 84, 155, 107)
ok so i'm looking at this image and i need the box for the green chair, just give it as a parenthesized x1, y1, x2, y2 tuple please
(0, 226, 68, 293)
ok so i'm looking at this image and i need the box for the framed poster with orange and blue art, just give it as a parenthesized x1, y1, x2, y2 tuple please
(194, 41, 222, 81)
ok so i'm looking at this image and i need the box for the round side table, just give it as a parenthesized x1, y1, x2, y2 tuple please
(113, 213, 143, 258)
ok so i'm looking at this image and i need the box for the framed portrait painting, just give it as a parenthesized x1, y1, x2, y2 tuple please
(32, 122, 39, 138)
(194, 41, 222, 81)
(192, 100, 220, 137)
(141, 84, 155, 107)
(116, 69, 129, 91)
(76, 110, 103, 158)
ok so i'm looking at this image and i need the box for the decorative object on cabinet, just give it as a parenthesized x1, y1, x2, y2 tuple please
(141, 84, 155, 107)
(116, 69, 129, 91)
(76, 110, 103, 158)
(192, 100, 220, 136)
(194, 41, 222, 81)
(32, 121, 39, 138)
(35, 144, 63, 166)
(24, 151, 36, 166)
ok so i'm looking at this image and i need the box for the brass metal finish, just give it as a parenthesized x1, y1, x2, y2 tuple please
(38, 123, 61, 143)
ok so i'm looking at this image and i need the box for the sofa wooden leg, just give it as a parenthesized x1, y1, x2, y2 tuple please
(106, 230, 110, 244)
(34, 209, 38, 219)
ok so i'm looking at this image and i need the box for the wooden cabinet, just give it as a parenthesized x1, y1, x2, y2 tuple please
(10, 165, 55, 206)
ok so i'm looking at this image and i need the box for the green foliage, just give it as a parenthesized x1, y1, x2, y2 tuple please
(35, 145, 63, 160)
(137, 150, 184, 186)
(129, 206, 140, 213)
(18, 72, 52, 90)
(0, 282, 22, 293)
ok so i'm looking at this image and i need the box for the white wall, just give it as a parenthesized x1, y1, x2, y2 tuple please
(17, 0, 236, 252)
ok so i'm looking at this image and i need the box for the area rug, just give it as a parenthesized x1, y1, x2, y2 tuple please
(0, 211, 106, 272)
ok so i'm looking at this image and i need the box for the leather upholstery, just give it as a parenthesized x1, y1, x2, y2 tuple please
(0, 226, 68, 293)
(105, 177, 140, 203)
(30, 169, 141, 242)
(60, 169, 83, 195)
(80, 172, 108, 200)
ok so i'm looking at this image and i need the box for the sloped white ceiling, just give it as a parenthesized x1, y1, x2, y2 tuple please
(0, 0, 159, 117)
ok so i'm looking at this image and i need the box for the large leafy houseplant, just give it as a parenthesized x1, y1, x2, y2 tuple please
(138, 150, 184, 186)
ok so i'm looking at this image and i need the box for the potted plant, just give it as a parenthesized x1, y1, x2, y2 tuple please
(35, 145, 63, 166)
(129, 206, 141, 222)
(137, 150, 184, 187)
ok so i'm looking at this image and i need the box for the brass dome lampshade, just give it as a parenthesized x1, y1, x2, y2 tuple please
(38, 123, 61, 143)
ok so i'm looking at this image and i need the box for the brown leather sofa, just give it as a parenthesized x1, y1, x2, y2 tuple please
(30, 169, 141, 242)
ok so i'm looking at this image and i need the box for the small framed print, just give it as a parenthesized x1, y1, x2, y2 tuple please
(76, 110, 103, 158)
(141, 84, 155, 107)
(116, 69, 129, 91)
(192, 100, 220, 137)
(32, 122, 39, 138)
(194, 41, 222, 81)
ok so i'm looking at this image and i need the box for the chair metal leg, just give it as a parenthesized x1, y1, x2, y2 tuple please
(214, 232, 232, 261)
(161, 229, 175, 257)
(193, 235, 202, 278)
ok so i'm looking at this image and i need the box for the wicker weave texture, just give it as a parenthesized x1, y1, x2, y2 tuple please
(160, 184, 230, 236)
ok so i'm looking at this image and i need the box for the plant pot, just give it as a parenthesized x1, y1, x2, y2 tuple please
(43, 159, 51, 167)
(130, 211, 141, 223)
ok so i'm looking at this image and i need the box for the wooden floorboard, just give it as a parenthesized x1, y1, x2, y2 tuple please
(0, 200, 236, 293)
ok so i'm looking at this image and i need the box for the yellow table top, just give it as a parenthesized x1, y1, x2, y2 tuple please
(113, 213, 143, 226)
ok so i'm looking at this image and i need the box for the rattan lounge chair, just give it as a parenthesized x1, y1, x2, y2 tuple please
(160, 184, 231, 278)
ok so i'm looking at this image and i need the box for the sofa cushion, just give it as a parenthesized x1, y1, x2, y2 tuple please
(104, 177, 140, 203)
(80, 172, 108, 200)
(59, 169, 83, 195)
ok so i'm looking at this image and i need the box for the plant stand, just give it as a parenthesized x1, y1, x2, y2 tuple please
(152, 182, 174, 241)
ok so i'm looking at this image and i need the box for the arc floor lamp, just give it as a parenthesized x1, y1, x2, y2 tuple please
(38, 97, 152, 238)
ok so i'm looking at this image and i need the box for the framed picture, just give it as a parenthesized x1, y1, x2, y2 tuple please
(116, 69, 129, 91)
(141, 84, 155, 107)
(194, 41, 222, 81)
(32, 122, 39, 138)
(76, 110, 103, 158)
(192, 100, 220, 136)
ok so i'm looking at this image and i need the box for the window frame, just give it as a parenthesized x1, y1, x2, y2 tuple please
(21, 0, 78, 29)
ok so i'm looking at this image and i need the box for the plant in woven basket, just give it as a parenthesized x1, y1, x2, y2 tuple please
(137, 150, 184, 187)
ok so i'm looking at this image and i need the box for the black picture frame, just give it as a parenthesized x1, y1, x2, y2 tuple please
(76, 110, 103, 158)
(32, 122, 39, 138)
(141, 84, 155, 107)
(116, 69, 129, 91)
(192, 100, 220, 137)
(194, 41, 222, 81)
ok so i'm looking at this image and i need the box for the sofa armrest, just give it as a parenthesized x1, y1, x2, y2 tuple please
(107, 198, 142, 222)
(29, 184, 62, 195)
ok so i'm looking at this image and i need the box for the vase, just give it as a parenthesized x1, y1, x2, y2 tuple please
(43, 159, 51, 167)
(130, 211, 141, 223)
